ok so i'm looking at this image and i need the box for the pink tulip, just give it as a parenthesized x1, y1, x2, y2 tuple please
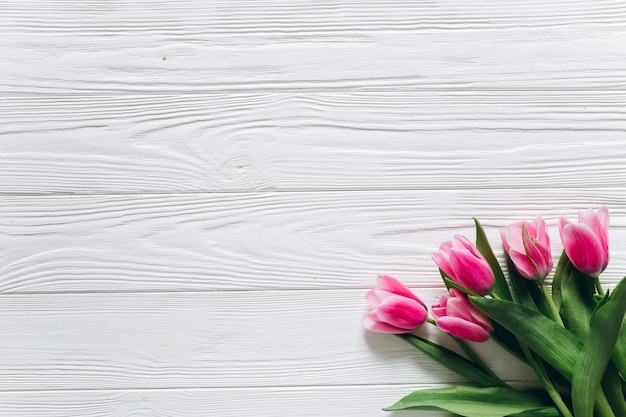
(501, 217, 553, 282)
(559, 206, 609, 276)
(431, 235, 495, 295)
(362, 275, 428, 334)
(432, 288, 493, 342)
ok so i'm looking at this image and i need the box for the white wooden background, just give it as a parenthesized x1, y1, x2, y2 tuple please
(1, 1, 626, 416)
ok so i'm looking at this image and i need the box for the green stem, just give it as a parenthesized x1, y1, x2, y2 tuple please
(427, 318, 510, 388)
(540, 282, 565, 327)
(451, 336, 509, 388)
(519, 344, 573, 417)
(486, 293, 530, 363)
(398, 332, 505, 388)
(495, 287, 575, 416)
(490, 333, 529, 364)
(596, 388, 617, 417)
(593, 275, 605, 296)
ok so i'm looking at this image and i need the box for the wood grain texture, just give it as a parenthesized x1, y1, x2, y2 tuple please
(1, 1, 626, 94)
(0, 385, 451, 417)
(0, 190, 624, 293)
(0, 289, 537, 391)
(3, 1, 625, 415)
(2, 92, 626, 194)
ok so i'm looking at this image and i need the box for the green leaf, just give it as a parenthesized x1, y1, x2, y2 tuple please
(501, 263, 575, 417)
(473, 218, 512, 301)
(384, 386, 549, 417)
(559, 256, 595, 340)
(551, 251, 569, 310)
(572, 277, 626, 417)
(440, 267, 451, 287)
(396, 333, 505, 387)
(490, 323, 526, 363)
(470, 296, 581, 380)
(601, 362, 626, 417)
(612, 324, 626, 379)
(506, 254, 536, 310)
(507, 407, 561, 416)
(506, 254, 549, 317)
(442, 276, 482, 298)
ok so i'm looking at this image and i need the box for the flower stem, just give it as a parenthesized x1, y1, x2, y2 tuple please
(520, 344, 573, 417)
(593, 274, 605, 296)
(451, 336, 509, 388)
(596, 388, 617, 417)
(494, 289, 572, 415)
(426, 318, 509, 388)
(540, 282, 564, 327)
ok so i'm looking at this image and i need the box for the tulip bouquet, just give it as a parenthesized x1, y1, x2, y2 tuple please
(363, 207, 626, 417)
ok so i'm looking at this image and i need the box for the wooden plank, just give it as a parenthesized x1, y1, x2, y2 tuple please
(1, 1, 626, 94)
(2, 92, 626, 194)
(0, 289, 536, 391)
(0, 384, 508, 417)
(0, 189, 624, 293)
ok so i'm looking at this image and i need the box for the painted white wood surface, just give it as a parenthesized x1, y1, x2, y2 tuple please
(2, 1, 626, 94)
(1, 1, 625, 416)
(2, 92, 626, 194)
(1, 190, 626, 293)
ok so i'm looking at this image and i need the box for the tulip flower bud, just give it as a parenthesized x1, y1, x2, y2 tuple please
(362, 275, 428, 334)
(431, 289, 493, 342)
(431, 235, 495, 295)
(559, 206, 609, 277)
(501, 217, 553, 282)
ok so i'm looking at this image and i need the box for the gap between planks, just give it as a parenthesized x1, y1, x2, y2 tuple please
(0, 184, 625, 197)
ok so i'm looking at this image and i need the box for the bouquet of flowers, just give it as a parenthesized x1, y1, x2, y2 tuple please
(363, 207, 626, 417)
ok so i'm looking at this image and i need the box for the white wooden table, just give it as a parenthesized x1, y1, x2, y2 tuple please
(1, 1, 626, 416)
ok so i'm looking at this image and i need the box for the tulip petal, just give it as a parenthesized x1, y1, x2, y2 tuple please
(431, 306, 446, 320)
(448, 248, 494, 294)
(524, 219, 538, 237)
(499, 229, 511, 253)
(534, 217, 549, 244)
(432, 251, 456, 281)
(596, 206, 610, 252)
(561, 223, 606, 275)
(448, 288, 464, 298)
(436, 316, 491, 342)
(502, 226, 524, 253)
(444, 296, 476, 322)
(439, 240, 454, 251)
(365, 289, 394, 308)
(508, 249, 537, 281)
(580, 209, 604, 244)
(445, 295, 493, 331)
(377, 295, 427, 329)
(597, 206, 609, 235)
(559, 217, 570, 237)
(501, 218, 553, 281)
(454, 235, 483, 259)
(376, 275, 420, 302)
(533, 252, 552, 280)
(431, 294, 451, 320)
(362, 311, 407, 333)
(464, 306, 494, 333)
